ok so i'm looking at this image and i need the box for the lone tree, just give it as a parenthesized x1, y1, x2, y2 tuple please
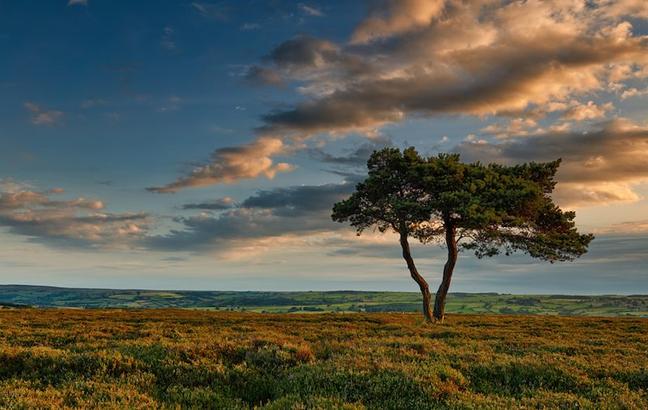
(332, 147, 593, 323)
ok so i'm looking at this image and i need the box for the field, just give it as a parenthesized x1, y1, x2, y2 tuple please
(0, 309, 646, 409)
(2, 285, 648, 317)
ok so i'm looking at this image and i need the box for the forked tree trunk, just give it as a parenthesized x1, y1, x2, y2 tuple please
(433, 224, 458, 322)
(399, 229, 433, 322)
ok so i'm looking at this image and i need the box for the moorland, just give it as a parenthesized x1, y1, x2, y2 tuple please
(0, 309, 646, 408)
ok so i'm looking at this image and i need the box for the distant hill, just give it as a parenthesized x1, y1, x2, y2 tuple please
(0, 285, 647, 317)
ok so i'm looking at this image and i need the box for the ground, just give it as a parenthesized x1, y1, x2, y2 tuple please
(0, 309, 646, 409)
(2, 286, 648, 317)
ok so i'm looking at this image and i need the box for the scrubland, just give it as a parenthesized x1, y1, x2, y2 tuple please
(0, 309, 646, 409)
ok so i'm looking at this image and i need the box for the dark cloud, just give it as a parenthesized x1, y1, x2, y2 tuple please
(309, 138, 392, 167)
(149, 178, 357, 252)
(244, 66, 283, 86)
(246, 34, 372, 87)
(182, 197, 236, 211)
(242, 180, 357, 215)
(267, 35, 338, 68)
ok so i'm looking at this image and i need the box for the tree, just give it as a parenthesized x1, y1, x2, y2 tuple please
(331, 148, 434, 320)
(332, 147, 594, 323)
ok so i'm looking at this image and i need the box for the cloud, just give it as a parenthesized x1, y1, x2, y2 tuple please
(480, 118, 539, 139)
(160, 26, 177, 51)
(480, 100, 615, 139)
(560, 101, 614, 121)
(147, 137, 294, 193)
(596, 220, 648, 234)
(240, 23, 260, 31)
(256, 35, 372, 89)
(0, 180, 148, 248)
(599, 0, 648, 19)
(191, 2, 228, 20)
(157, 96, 183, 112)
(149, 178, 359, 254)
(266, 35, 340, 71)
(24, 102, 64, 126)
(244, 66, 283, 86)
(67, 0, 87, 6)
(351, 0, 445, 44)
(80, 99, 108, 109)
(263, 2, 646, 128)
(241, 180, 357, 215)
(147, 171, 648, 267)
(257, 2, 646, 134)
(456, 118, 648, 207)
(182, 197, 236, 211)
(621, 87, 648, 99)
(155, 0, 648, 191)
(298, 3, 324, 17)
(309, 138, 392, 167)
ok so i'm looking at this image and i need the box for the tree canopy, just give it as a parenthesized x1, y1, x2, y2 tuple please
(332, 147, 593, 322)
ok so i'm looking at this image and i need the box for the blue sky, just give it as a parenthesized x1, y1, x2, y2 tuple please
(1, 0, 647, 293)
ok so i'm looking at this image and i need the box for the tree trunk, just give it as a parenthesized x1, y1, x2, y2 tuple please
(399, 229, 433, 322)
(433, 224, 458, 322)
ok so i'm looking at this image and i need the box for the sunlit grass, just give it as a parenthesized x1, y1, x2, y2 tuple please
(0, 309, 646, 408)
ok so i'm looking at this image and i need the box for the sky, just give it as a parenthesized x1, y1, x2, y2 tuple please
(1, 0, 647, 294)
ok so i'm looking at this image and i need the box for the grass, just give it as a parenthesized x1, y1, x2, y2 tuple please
(0, 309, 646, 408)
(2, 285, 648, 317)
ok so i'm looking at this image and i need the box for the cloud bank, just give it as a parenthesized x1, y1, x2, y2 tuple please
(0, 180, 148, 248)
(154, 0, 648, 202)
(148, 177, 360, 255)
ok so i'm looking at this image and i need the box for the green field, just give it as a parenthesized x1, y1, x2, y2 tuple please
(0, 309, 646, 409)
(1, 285, 647, 317)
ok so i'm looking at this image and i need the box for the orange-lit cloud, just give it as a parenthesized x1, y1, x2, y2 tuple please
(458, 118, 648, 207)
(147, 137, 293, 193)
(351, 0, 446, 44)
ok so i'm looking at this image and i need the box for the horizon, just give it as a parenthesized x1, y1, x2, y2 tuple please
(3, 283, 646, 297)
(1, 0, 648, 294)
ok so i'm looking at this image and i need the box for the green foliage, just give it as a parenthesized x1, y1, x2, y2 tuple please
(332, 147, 430, 235)
(333, 147, 593, 261)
